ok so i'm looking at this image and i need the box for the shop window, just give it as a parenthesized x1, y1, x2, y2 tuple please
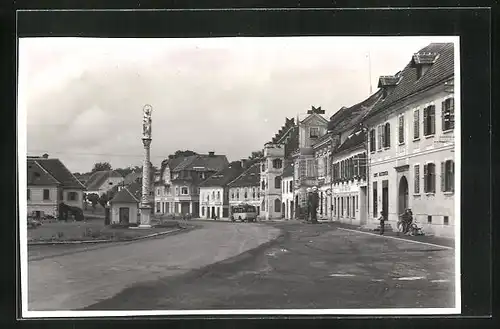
(427, 215, 432, 224)
(444, 216, 449, 225)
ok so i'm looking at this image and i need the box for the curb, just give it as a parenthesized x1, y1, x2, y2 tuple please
(28, 226, 193, 246)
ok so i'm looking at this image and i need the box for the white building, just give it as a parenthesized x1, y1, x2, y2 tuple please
(364, 43, 456, 237)
(281, 163, 294, 219)
(198, 161, 246, 219)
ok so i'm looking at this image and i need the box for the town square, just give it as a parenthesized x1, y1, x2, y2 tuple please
(21, 36, 458, 315)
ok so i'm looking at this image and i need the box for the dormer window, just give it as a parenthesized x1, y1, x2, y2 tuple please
(310, 127, 319, 138)
(411, 52, 439, 80)
(378, 75, 400, 99)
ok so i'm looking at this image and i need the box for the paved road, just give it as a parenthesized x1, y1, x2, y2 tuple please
(27, 222, 281, 311)
(85, 221, 455, 310)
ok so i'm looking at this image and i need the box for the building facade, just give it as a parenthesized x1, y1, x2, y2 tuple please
(281, 163, 294, 219)
(364, 43, 455, 237)
(27, 155, 86, 218)
(155, 152, 229, 217)
(228, 162, 262, 215)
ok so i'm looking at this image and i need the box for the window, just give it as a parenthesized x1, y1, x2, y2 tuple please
(231, 191, 234, 200)
(444, 216, 449, 225)
(244, 188, 248, 199)
(252, 188, 256, 199)
(156, 202, 161, 213)
(333, 198, 336, 216)
(310, 127, 319, 138)
(43, 189, 50, 200)
(181, 187, 189, 195)
(373, 182, 378, 217)
(369, 129, 376, 152)
(201, 207, 205, 216)
(68, 192, 78, 201)
(272, 159, 283, 169)
(352, 196, 356, 216)
(306, 159, 316, 177)
(442, 160, 455, 192)
(217, 191, 220, 200)
(377, 125, 383, 150)
(261, 180, 265, 189)
(175, 187, 179, 196)
(427, 215, 432, 224)
(346, 197, 350, 217)
(423, 105, 436, 136)
(156, 188, 160, 196)
(289, 181, 293, 192)
(236, 189, 240, 199)
(207, 193, 210, 201)
(27, 189, 30, 201)
(424, 163, 436, 193)
(359, 152, 367, 177)
(413, 109, 420, 139)
(442, 98, 455, 131)
(261, 163, 266, 172)
(414, 165, 420, 194)
(212, 191, 215, 200)
(274, 199, 281, 212)
(398, 115, 405, 144)
(384, 122, 391, 148)
(274, 176, 282, 189)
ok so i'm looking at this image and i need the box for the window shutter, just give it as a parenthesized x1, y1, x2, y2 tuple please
(450, 98, 455, 129)
(399, 116, 404, 143)
(423, 164, 428, 193)
(430, 105, 436, 134)
(414, 110, 419, 139)
(414, 165, 420, 194)
(451, 161, 455, 192)
(440, 161, 445, 192)
(441, 100, 447, 131)
(386, 124, 391, 148)
(423, 107, 428, 136)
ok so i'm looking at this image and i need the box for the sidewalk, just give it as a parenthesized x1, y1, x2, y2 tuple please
(326, 220, 455, 248)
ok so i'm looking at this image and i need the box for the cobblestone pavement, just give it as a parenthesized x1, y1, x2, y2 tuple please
(85, 221, 455, 311)
(27, 221, 282, 311)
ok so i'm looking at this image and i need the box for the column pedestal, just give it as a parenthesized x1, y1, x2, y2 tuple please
(138, 206, 152, 228)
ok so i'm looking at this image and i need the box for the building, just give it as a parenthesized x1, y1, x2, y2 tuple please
(27, 154, 86, 218)
(364, 43, 455, 237)
(85, 170, 124, 196)
(227, 161, 262, 216)
(155, 152, 229, 216)
(260, 118, 299, 220)
(109, 182, 142, 224)
(198, 160, 247, 219)
(281, 162, 294, 219)
(327, 90, 383, 225)
(291, 107, 329, 218)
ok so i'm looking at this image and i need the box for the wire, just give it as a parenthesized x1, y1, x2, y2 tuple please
(27, 149, 168, 159)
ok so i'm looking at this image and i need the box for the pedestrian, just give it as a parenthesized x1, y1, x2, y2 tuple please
(378, 211, 386, 235)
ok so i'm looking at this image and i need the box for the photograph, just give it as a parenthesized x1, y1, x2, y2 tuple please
(18, 35, 460, 317)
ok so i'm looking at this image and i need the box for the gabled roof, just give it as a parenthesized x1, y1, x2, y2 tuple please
(300, 112, 329, 125)
(335, 129, 366, 154)
(368, 43, 454, 118)
(124, 171, 142, 185)
(227, 162, 261, 188)
(327, 89, 384, 134)
(199, 161, 245, 188)
(172, 154, 229, 172)
(110, 185, 140, 204)
(27, 160, 60, 186)
(28, 157, 85, 189)
(85, 170, 123, 191)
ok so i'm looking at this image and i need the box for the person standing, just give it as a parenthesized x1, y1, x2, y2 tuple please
(378, 211, 386, 235)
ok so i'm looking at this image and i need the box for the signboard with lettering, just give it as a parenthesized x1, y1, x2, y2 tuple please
(374, 171, 388, 177)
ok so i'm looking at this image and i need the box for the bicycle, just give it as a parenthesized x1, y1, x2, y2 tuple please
(407, 220, 424, 236)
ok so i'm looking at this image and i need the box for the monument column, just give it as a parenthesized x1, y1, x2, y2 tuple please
(139, 104, 153, 228)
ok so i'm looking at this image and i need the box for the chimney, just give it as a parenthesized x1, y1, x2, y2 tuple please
(42, 153, 49, 159)
(208, 151, 215, 157)
(240, 159, 248, 168)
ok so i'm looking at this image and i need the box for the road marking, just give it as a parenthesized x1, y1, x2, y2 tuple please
(337, 228, 453, 250)
(395, 276, 425, 281)
(329, 273, 356, 277)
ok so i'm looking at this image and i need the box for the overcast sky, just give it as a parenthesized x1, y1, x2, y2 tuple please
(19, 36, 454, 174)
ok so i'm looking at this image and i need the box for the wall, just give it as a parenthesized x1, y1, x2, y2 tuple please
(98, 176, 125, 195)
(299, 114, 328, 148)
(229, 186, 261, 214)
(111, 202, 139, 224)
(63, 189, 84, 209)
(367, 84, 456, 237)
(27, 186, 58, 217)
(199, 186, 225, 219)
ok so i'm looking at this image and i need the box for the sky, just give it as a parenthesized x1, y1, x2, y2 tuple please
(19, 36, 454, 174)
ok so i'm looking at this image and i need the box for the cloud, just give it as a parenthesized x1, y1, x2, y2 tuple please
(21, 36, 455, 173)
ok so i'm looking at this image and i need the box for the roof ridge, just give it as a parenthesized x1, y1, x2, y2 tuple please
(32, 160, 61, 185)
(124, 186, 140, 202)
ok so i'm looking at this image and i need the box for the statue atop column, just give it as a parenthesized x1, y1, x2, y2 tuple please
(138, 104, 153, 228)
(142, 104, 152, 140)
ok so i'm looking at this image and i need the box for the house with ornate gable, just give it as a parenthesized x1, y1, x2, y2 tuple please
(364, 43, 456, 237)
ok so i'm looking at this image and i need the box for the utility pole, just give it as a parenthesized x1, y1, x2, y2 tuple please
(367, 52, 373, 96)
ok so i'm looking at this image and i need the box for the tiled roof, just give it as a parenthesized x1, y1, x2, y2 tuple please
(199, 161, 245, 187)
(227, 162, 261, 188)
(85, 170, 123, 191)
(335, 129, 366, 154)
(328, 89, 384, 134)
(368, 43, 454, 118)
(110, 185, 140, 204)
(124, 171, 142, 185)
(28, 158, 85, 189)
(27, 160, 60, 186)
(172, 154, 229, 172)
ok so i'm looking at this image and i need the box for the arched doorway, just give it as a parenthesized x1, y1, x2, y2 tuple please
(398, 176, 409, 215)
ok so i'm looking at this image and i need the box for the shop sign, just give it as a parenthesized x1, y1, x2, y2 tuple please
(374, 171, 388, 177)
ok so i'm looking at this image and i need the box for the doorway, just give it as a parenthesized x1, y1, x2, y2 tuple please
(290, 200, 294, 219)
(382, 180, 389, 218)
(398, 176, 409, 215)
(359, 187, 367, 225)
(119, 207, 130, 224)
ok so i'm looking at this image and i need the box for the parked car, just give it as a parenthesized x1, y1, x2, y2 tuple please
(230, 204, 257, 222)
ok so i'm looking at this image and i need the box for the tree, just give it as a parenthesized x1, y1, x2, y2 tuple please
(168, 150, 198, 159)
(248, 150, 264, 160)
(87, 193, 99, 212)
(91, 162, 112, 173)
(98, 190, 116, 209)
